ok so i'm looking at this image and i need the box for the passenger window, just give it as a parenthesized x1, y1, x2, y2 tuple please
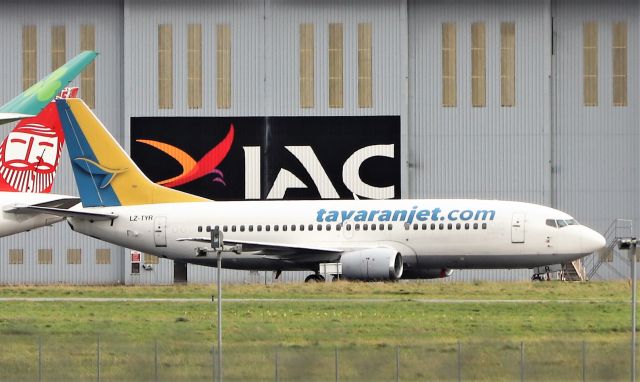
(355, 224, 360, 231)
(431, 223, 436, 230)
(232, 226, 237, 232)
(266, 225, 271, 232)
(473, 223, 478, 229)
(363, 224, 368, 231)
(546, 219, 557, 228)
(413, 223, 418, 230)
(404, 223, 410, 230)
(464, 223, 469, 230)
(422, 224, 427, 230)
(447, 223, 452, 230)
(379, 224, 384, 230)
(198, 226, 202, 232)
(206, 226, 211, 232)
(214, 225, 219, 231)
(274, 225, 279, 232)
(326, 224, 332, 231)
(456, 223, 461, 230)
(257, 225, 262, 232)
(282, 225, 288, 231)
(240, 225, 245, 232)
(482, 223, 487, 229)
(223, 225, 228, 232)
(388, 224, 393, 231)
(317, 224, 323, 231)
(300, 225, 305, 231)
(371, 224, 377, 231)
(248, 225, 254, 232)
(291, 225, 296, 231)
(309, 224, 314, 231)
(336, 224, 342, 231)
(346, 224, 352, 231)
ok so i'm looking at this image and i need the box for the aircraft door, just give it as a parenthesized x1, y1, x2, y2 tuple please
(154, 216, 167, 247)
(511, 213, 525, 243)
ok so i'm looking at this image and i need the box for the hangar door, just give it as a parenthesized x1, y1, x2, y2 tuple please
(511, 213, 525, 243)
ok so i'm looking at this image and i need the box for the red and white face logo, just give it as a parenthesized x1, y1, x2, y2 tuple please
(0, 108, 63, 193)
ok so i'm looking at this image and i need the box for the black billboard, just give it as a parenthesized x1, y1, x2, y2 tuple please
(130, 116, 400, 201)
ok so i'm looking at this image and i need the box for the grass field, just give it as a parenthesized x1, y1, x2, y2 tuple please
(0, 281, 636, 380)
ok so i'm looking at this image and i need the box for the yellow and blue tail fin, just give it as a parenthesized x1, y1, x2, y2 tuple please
(56, 98, 206, 207)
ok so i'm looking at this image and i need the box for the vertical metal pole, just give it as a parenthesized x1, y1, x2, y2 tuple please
(38, 336, 42, 382)
(274, 348, 279, 382)
(582, 340, 586, 382)
(396, 345, 400, 382)
(155, 339, 159, 382)
(217, 251, 223, 382)
(457, 341, 461, 382)
(632, 243, 637, 382)
(97, 335, 100, 382)
(335, 346, 339, 382)
(520, 341, 524, 382)
(212, 346, 216, 382)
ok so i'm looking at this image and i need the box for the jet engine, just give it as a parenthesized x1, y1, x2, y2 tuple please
(402, 268, 453, 279)
(340, 248, 403, 281)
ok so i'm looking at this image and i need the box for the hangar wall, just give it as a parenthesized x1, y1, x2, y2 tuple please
(0, 0, 637, 284)
(553, 0, 640, 280)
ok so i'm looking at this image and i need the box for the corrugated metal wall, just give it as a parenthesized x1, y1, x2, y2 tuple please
(553, 0, 640, 280)
(268, 0, 404, 116)
(407, 0, 551, 281)
(0, 0, 124, 285)
(408, 0, 551, 202)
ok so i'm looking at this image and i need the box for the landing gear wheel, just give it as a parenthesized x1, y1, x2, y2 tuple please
(305, 274, 325, 283)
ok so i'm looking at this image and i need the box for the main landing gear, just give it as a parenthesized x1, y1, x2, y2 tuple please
(305, 273, 325, 283)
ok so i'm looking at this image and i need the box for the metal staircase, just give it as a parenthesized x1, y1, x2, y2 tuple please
(561, 259, 587, 281)
(584, 219, 633, 280)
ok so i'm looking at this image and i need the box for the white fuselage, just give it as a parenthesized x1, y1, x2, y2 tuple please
(0, 192, 68, 237)
(67, 199, 606, 272)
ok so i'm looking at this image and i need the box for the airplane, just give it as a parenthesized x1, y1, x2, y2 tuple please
(0, 88, 82, 237)
(0, 51, 97, 125)
(24, 98, 606, 281)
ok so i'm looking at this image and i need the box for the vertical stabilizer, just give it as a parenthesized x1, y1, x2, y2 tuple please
(56, 98, 206, 207)
(0, 88, 80, 193)
(0, 51, 97, 124)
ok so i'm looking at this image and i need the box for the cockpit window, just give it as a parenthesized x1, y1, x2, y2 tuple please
(547, 218, 579, 228)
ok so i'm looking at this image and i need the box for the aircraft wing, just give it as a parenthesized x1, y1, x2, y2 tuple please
(4, 200, 117, 221)
(0, 51, 97, 125)
(176, 237, 343, 258)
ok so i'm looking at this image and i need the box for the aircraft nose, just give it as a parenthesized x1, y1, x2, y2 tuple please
(582, 228, 606, 253)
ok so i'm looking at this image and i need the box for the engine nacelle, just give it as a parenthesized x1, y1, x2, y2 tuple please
(340, 248, 403, 281)
(401, 268, 453, 279)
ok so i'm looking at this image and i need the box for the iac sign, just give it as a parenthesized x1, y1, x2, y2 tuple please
(243, 144, 395, 200)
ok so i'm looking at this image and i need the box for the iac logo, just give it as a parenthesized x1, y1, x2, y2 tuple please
(243, 144, 395, 200)
(136, 125, 234, 188)
(131, 116, 400, 201)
